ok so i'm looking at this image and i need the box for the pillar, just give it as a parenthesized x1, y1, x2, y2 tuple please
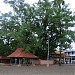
(10, 59, 11, 64)
(71, 56, 72, 64)
(18, 58, 21, 67)
(15, 58, 17, 64)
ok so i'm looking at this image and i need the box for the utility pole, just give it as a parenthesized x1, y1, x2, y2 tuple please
(58, 0, 65, 66)
(53, 0, 65, 66)
(47, 34, 50, 60)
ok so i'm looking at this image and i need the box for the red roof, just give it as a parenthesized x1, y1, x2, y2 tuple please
(7, 48, 38, 58)
(55, 51, 65, 55)
(0, 56, 10, 59)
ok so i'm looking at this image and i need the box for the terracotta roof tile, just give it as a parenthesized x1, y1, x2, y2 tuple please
(55, 51, 65, 54)
(8, 48, 38, 58)
(0, 56, 10, 59)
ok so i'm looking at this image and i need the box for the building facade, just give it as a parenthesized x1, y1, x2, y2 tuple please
(64, 49, 75, 64)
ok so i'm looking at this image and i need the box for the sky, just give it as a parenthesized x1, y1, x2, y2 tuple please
(0, 0, 75, 13)
(0, 0, 75, 49)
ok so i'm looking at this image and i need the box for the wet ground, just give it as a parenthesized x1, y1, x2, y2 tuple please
(0, 64, 74, 75)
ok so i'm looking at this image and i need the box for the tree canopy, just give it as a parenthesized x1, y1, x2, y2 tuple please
(0, 0, 75, 59)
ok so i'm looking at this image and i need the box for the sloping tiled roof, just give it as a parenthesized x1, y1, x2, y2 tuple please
(7, 48, 38, 58)
(55, 51, 65, 54)
(0, 56, 10, 59)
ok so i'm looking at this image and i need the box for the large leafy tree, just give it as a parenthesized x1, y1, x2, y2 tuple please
(1, 0, 38, 54)
(26, 0, 75, 57)
(0, 0, 75, 59)
(52, 0, 75, 49)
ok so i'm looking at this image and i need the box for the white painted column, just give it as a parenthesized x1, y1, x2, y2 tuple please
(19, 58, 21, 64)
(10, 59, 12, 64)
(71, 56, 72, 64)
(17, 58, 22, 67)
(15, 58, 17, 64)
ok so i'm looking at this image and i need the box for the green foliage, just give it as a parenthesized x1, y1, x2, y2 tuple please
(0, 0, 75, 59)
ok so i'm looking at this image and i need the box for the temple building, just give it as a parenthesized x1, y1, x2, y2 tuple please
(0, 56, 10, 63)
(7, 48, 38, 65)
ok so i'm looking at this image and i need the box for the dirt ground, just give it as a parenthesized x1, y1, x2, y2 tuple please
(0, 64, 74, 75)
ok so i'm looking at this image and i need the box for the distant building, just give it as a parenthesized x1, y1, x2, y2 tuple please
(0, 56, 10, 63)
(50, 51, 65, 64)
(64, 49, 75, 64)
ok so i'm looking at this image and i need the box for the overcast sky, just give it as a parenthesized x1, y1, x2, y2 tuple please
(0, 0, 75, 13)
